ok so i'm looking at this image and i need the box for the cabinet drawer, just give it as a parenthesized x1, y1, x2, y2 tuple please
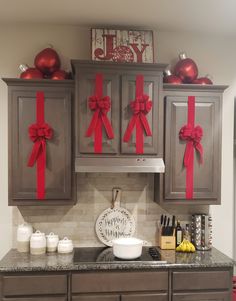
(172, 270, 230, 291)
(122, 293, 168, 301)
(72, 271, 168, 293)
(72, 295, 119, 301)
(2, 297, 67, 301)
(2, 274, 67, 296)
(173, 291, 230, 301)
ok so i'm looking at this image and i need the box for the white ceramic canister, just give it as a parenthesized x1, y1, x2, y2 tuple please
(30, 230, 46, 255)
(46, 232, 59, 253)
(17, 223, 33, 253)
(57, 237, 73, 254)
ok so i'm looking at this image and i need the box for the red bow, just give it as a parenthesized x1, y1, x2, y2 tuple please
(27, 92, 53, 199)
(179, 96, 204, 199)
(28, 123, 53, 166)
(86, 74, 114, 153)
(179, 124, 203, 166)
(123, 75, 152, 154)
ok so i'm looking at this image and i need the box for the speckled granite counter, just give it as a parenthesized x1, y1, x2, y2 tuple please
(0, 247, 233, 272)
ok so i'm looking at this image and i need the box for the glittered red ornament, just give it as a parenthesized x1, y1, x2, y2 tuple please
(34, 47, 60, 75)
(174, 53, 198, 83)
(51, 70, 69, 80)
(111, 46, 134, 62)
(19, 64, 43, 79)
(163, 69, 182, 84)
(192, 77, 213, 85)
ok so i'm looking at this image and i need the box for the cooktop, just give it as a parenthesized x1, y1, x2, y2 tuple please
(73, 246, 167, 263)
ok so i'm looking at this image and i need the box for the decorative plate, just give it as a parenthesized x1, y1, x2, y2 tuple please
(95, 207, 136, 247)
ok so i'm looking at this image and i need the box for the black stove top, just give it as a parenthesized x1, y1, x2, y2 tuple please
(73, 246, 165, 263)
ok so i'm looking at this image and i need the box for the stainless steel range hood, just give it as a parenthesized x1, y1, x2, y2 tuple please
(75, 157, 165, 173)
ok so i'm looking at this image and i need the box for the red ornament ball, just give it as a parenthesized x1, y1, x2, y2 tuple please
(164, 74, 182, 84)
(192, 77, 213, 85)
(20, 68, 43, 79)
(51, 70, 69, 80)
(34, 47, 61, 75)
(112, 46, 134, 62)
(174, 53, 198, 83)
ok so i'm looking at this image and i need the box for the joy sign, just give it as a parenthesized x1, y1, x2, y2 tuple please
(91, 28, 154, 63)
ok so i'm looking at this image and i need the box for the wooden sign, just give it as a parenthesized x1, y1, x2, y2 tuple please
(91, 28, 154, 63)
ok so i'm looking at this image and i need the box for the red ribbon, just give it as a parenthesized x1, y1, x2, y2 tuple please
(27, 92, 53, 199)
(86, 73, 114, 153)
(179, 96, 203, 199)
(123, 75, 152, 154)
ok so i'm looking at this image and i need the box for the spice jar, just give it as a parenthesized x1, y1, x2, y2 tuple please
(17, 223, 33, 253)
(46, 232, 59, 253)
(30, 230, 46, 255)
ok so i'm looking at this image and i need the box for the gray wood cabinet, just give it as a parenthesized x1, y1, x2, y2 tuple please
(156, 84, 228, 205)
(3, 78, 75, 206)
(0, 268, 233, 301)
(72, 60, 166, 157)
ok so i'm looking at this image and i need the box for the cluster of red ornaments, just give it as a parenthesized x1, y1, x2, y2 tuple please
(20, 47, 69, 80)
(164, 52, 213, 85)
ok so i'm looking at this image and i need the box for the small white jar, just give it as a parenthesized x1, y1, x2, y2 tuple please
(57, 237, 73, 254)
(46, 232, 59, 253)
(17, 223, 33, 253)
(30, 230, 46, 255)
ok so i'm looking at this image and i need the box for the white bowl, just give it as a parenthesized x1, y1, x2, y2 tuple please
(112, 237, 143, 260)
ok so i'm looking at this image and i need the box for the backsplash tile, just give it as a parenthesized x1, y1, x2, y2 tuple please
(13, 173, 209, 247)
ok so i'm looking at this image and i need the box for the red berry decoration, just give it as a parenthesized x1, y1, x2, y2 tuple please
(192, 77, 213, 85)
(163, 69, 182, 84)
(174, 52, 198, 83)
(51, 70, 68, 80)
(19, 64, 43, 79)
(34, 47, 60, 75)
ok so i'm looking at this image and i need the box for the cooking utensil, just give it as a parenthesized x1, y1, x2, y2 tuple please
(95, 189, 135, 246)
(112, 237, 143, 260)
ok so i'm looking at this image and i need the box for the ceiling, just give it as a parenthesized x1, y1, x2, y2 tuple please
(0, 0, 235, 36)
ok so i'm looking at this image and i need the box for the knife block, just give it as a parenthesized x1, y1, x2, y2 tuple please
(157, 228, 176, 250)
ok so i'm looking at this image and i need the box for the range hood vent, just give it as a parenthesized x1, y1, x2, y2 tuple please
(75, 157, 165, 173)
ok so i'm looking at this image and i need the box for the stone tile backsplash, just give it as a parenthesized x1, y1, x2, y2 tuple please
(13, 173, 208, 247)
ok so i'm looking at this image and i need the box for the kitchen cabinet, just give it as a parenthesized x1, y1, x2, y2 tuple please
(121, 293, 168, 301)
(155, 84, 228, 205)
(0, 273, 68, 300)
(3, 78, 75, 206)
(72, 60, 166, 157)
(172, 269, 232, 301)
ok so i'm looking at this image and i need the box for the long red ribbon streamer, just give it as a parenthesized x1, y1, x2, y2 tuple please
(27, 92, 53, 199)
(179, 96, 203, 199)
(86, 73, 114, 153)
(123, 75, 152, 154)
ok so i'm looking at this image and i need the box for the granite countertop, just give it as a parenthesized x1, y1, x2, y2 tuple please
(0, 247, 233, 273)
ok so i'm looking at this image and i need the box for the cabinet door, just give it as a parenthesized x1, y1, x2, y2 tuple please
(8, 83, 73, 205)
(121, 74, 162, 155)
(76, 71, 119, 155)
(173, 291, 230, 301)
(122, 293, 168, 301)
(72, 296, 119, 301)
(164, 95, 221, 203)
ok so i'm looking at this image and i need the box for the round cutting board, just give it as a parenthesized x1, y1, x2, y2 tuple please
(95, 190, 135, 246)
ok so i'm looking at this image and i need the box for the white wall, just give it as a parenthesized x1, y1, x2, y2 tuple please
(0, 25, 234, 258)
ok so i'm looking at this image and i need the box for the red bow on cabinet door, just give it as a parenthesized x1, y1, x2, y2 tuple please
(123, 75, 152, 154)
(27, 91, 53, 199)
(86, 73, 114, 153)
(179, 96, 203, 199)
